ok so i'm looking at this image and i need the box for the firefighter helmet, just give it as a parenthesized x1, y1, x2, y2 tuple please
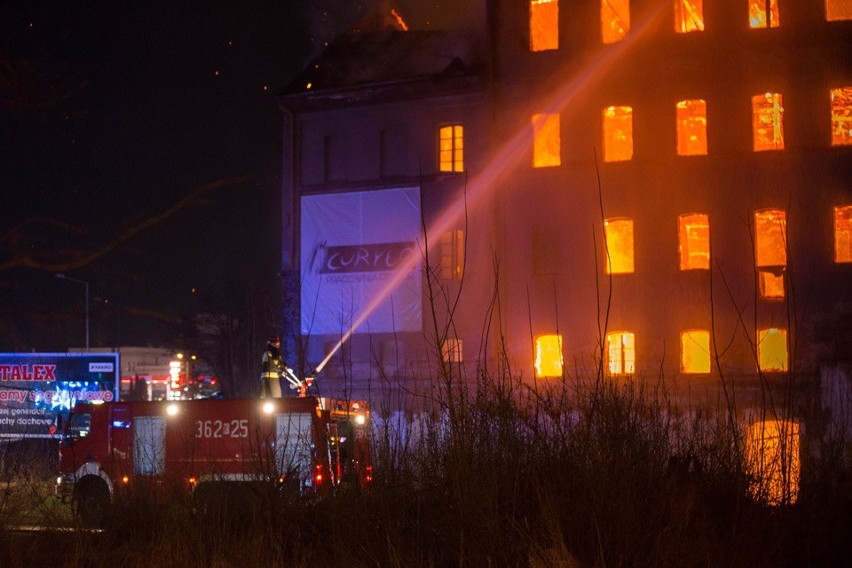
(268, 335, 281, 346)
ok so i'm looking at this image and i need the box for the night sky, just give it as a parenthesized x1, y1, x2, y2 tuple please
(1, 1, 457, 355)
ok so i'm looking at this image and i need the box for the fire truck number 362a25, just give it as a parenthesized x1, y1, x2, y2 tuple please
(195, 419, 248, 438)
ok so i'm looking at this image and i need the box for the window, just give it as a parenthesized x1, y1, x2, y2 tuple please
(440, 230, 465, 279)
(532, 113, 561, 167)
(758, 328, 788, 372)
(825, 0, 852, 21)
(535, 334, 563, 377)
(676, 99, 708, 156)
(758, 270, 785, 300)
(830, 87, 852, 146)
(752, 93, 784, 151)
(755, 209, 787, 267)
(604, 218, 634, 274)
(749, 0, 780, 28)
(441, 338, 463, 363)
(747, 419, 800, 505)
(674, 0, 704, 33)
(530, 0, 559, 51)
(835, 205, 852, 263)
(602, 106, 633, 162)
(681, 329, 711, 373)
(678, 213, 710, 270)
(606, 331, 635, 375)
(755, 209, 786, 300)
(602, 0, 630, 43)
(439, 125, 464, 172)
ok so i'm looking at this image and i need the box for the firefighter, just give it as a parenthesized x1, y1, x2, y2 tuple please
(260, 335, 289, 398)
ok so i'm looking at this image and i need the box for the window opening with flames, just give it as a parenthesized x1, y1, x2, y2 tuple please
(678, 213, 710, 270)
(681, 329, 711, 374)
(675, 0, 704, 33)
(755, 209, 787, 300)
(604, 218, 634, 274)
(749, 0, 780, 28)
(752, 93, 784, 151)
(607, 331, 635, 375)
(530, 0, 559, 52)
(533, 113, 561, 167)
(747, 419, 800, 506)
(677, 99, 708, 156)
(603, 105, 633, 162)
(602, 0, 630, 44)
(831, 86, 852, 146)
(835, 205, 852, 263)
(758, 328, 788, 371)
(535, 334, 563, 378)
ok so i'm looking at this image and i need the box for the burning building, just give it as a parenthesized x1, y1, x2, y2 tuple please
(278, 0, 851, 433)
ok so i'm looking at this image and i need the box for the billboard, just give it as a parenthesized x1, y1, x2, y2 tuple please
(300, 187, 422, 335)
(0, 352, 119, 438)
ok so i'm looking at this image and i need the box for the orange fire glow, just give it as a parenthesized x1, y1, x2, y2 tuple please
(747, 419, 799, 505)
(532, 113, 561, 167)
(530, 0, 559, 52)
(676, 99, 707, 156)
(535, 334, 563, 377)
(606, 331, 635, 375)
(758, 328, 788, 372)
(826, 0, 852, 21)
(749, 0, 780, 29)
(439, 125, 464, 172)
(681, 329, 710, 373)
(678, 213, 709, 270)
(674, 0, 704, 33)
(602, 0, 630, 44)
(835, 205, 852, 263)
(830, 86, 852, 146)
(755, 209, 787, 268)
(390, 9, 409, 31)
(604, 217, 634, 274)
(602, 105, 633, 162)
(752, 93, 784, 151)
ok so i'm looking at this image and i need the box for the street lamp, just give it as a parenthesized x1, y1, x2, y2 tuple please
(55, 273, 90, 350)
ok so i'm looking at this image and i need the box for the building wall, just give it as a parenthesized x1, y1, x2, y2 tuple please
(281, 1, 852, 406)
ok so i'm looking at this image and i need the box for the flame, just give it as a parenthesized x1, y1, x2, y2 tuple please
(391, 9, 409, 31)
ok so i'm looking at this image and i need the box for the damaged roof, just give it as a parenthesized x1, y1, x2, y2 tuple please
(282, 29, 479, 96)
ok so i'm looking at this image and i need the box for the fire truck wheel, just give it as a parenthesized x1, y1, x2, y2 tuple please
(76, 477, 111, 527)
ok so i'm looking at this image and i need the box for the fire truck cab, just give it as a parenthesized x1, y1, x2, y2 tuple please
(56, 396, 370, 525)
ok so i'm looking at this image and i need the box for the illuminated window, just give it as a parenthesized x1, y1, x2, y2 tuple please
(681, 330, 711, 374)
(755, 209, 787, 267)
(440, 230, 465, 279)
(606, 331, 635, 375)
(674, 0, 704, 33)
(535, 334, 563, 378)
(603, 106, 633, 162)
(604, 218, 634, 274)
(752, 93, 784, 151)
(678, 213, 710, 270)
(441, 338, 463, 363)
(602, 0, 630, 43)
(530, 0, 559, 51)
(747, 419, 800, 505)
(758, 328, 788, 372)
(758, 269, 785, 300)
(830, 87, 852, 146)
(749, 0, 780, 28)
(825, 0, 852, 21)
(835, 205, 852, 263)
(676, 99, 708, 156)
(532, 113, 561, 167)
(439, 125, 464, 172)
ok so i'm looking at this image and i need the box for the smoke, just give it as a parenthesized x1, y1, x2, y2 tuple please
(302, 0, 486, 55)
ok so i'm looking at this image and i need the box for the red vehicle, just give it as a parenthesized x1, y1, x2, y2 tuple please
(56, 396, 371, 524)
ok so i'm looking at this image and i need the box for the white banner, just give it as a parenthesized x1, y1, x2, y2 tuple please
(300, 187, 422, 335)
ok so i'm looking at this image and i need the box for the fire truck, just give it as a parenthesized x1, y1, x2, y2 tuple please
(56, 396, 371, 525)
